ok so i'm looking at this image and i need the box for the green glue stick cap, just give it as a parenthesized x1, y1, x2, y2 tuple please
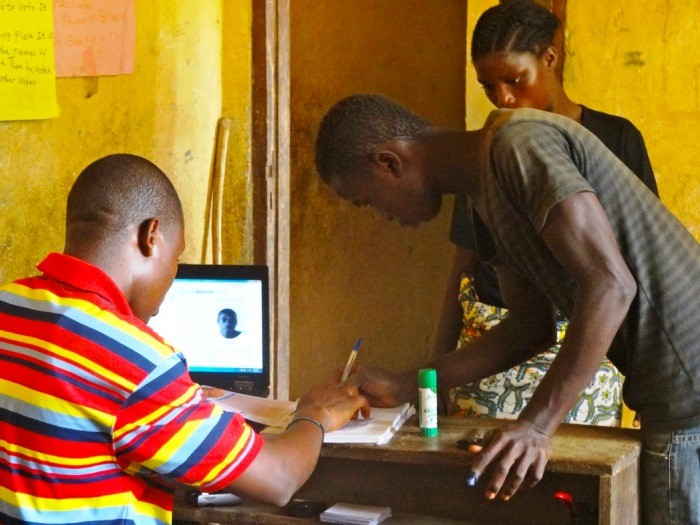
(418, 368, 437, 388)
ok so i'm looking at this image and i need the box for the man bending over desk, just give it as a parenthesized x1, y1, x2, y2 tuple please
(0, 154, 368, 525)
(314, 95, 700, 525)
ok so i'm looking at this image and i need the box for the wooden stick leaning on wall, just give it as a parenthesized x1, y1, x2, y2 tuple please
(211, 117, 231, 264)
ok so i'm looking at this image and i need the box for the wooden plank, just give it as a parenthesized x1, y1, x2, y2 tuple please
(251, 0, 269, 266)
(175, 504, 480, 525)
(274, 0, 291, 401)
(600, 459, 639, 525)
(172, 488, 480, 524)
(318, 417, 641, 476)
(256, 0, 291, 401)
(296, 457, 576, 523)
(174, 417, 641, 525)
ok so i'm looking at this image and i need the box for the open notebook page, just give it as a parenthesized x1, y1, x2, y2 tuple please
(322, 403, 415, 445)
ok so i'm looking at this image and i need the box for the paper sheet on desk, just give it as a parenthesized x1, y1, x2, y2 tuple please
(320, 502, 392, 524)
(322, 403, 415, 445)
(210, 391, 297, 428)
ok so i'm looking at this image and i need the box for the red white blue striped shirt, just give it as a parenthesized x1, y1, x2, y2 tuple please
(0, 253, 263, 524)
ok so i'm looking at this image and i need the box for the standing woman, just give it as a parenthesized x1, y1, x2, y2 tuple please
(471, 0, 657, 191)
(433, 0, 658, 426)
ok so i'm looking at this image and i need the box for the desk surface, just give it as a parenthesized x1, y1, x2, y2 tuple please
(319, 415, 641, 476)
(174, 415, 641, 525)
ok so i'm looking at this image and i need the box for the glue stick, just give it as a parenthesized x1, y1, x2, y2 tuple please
(418, 368, 439, 437)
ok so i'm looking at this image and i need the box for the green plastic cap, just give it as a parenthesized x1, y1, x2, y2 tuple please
(418, 368, 437, 389)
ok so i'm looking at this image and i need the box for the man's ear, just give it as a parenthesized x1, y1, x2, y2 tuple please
(137, 218, 160, 257)
(374, 148, 402, 180)
(542, 46, 559, 71)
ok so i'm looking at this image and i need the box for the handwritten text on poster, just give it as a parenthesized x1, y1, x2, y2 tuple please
(0, 1, 59, 121)
(53, 0, 135, 77)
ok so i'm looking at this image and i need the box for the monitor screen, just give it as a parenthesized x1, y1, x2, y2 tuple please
(149, 264, 270, 397)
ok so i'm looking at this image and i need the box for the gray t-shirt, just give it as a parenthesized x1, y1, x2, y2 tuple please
(470, 108, 700, 431)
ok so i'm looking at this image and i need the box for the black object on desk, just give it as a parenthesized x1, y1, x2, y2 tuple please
(285, 498, 327, 518)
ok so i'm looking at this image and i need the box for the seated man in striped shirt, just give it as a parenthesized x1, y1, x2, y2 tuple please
(0, 153, 368, 525)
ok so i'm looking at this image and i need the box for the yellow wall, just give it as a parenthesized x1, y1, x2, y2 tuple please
(466, 0, 500, 130)
(221, 1, 255, 263)
(565, 0, 700, 239)
(288, 0, 466, 398)
(2, 1, 694, 400)
(466, 1, 699, 239)
(0, 1, 254, 285)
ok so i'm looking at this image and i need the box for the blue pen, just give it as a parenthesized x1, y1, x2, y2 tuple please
(340, 338, 362, 382)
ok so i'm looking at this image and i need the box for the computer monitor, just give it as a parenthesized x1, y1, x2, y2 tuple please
(149, 264, 270, 397)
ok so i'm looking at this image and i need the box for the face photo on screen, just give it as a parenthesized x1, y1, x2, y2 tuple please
(218, 308, 241, 339)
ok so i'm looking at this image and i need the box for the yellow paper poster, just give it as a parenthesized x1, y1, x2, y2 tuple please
(0, 0, 59, 121)
(53, 0, 135, 77)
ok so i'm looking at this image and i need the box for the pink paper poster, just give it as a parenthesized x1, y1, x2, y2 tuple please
(53, 0, 135, 77)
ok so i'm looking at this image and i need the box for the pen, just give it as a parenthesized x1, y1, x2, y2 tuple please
(340, 338, 362, 383)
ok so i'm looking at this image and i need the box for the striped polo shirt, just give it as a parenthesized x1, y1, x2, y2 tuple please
(469, 108, 700, 431)
(0, 253, 263, 524)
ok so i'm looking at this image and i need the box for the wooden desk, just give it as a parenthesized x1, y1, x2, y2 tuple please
(173, 416, 640, 525)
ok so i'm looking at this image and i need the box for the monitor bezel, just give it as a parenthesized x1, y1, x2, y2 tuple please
(165, 263, 271, 397)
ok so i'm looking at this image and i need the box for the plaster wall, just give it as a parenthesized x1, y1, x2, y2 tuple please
(565, 0, 700, 239)
(288, 0, 466, 398)
(0, 1, 255, 285)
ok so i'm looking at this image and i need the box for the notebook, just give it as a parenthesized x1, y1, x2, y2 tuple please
(148, 264, 271, 397)
(259, 402, 415, 444)
(322, 403, 415, 445)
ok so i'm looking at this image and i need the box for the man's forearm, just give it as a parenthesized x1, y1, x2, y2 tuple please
(519, 277, 636, 435)
(426, 313, 557, 395)
(526, 190, 638, 434)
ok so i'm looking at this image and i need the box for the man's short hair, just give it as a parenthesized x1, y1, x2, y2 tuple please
(66, 154, 184, 244)
(218, 308, 237, 322)
(314, 94, 430, 183)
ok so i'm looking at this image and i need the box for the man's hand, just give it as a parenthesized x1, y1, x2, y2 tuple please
(295, 383, 370, 433)
(342, 365, 415, 408)
(466, 420, 552, 501)
(231, 382, 368, 506)
(200, 386, 226, 399)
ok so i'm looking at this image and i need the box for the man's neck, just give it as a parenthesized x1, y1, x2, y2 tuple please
(422, 128, 484, 196)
